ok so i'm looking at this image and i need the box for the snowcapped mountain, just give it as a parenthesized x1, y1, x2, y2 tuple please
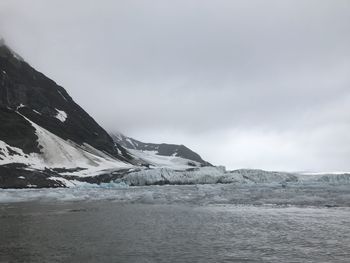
(0, 43, 131, 162)
(111, 132, 212, 169)
(0, 41, 136, 187)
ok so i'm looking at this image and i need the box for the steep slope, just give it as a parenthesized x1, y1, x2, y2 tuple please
(0, 113, 131, 173)
(111, 132, 212, 168)
(0, 42, 131, 162)
(0, 41, 137, 187)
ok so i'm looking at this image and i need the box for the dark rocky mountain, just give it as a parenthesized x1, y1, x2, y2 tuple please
(0, 42, 131, 162)
(111, 132, 211, 166)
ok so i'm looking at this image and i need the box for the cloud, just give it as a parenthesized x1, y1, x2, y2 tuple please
(1, 0, 350, 171)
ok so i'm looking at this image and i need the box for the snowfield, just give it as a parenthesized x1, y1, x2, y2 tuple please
(127, 148, 202, 169)
(0, 112, 132, 177)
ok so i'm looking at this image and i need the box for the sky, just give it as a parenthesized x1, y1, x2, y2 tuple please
(0, 0, 349, 172)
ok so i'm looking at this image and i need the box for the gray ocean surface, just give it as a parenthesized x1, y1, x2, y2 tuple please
(1, 184, 350, 262)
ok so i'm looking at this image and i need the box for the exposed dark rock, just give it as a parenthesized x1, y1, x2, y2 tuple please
(63, 168, 135, 185)
(51, 167, 86, 173)
(0, 107, 40, 154)
(0, 163, 66, 188)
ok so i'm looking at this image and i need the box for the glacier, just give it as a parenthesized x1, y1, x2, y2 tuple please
(112, 166, 350, 187)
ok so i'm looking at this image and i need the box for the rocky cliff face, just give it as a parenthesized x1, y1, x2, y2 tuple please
(0, 43, 130, 162)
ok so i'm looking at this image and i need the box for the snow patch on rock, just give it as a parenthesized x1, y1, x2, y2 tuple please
(55, 109, 67, 122)
(0, 140, 36, 165)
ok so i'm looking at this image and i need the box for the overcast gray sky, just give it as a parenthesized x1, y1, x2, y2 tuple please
(1, 0, 350, 172)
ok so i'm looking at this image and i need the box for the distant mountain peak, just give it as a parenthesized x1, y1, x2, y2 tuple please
(111, 132, 212, 167)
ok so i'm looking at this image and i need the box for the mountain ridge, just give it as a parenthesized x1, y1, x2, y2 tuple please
(111, 132, 212, 167)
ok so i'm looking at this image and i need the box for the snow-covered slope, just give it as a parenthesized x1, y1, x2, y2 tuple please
(111, 132, 211, 168)
(0, 111, 132, 178)
(111, 132, 213, 170)
(127, 149, 202, 170)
